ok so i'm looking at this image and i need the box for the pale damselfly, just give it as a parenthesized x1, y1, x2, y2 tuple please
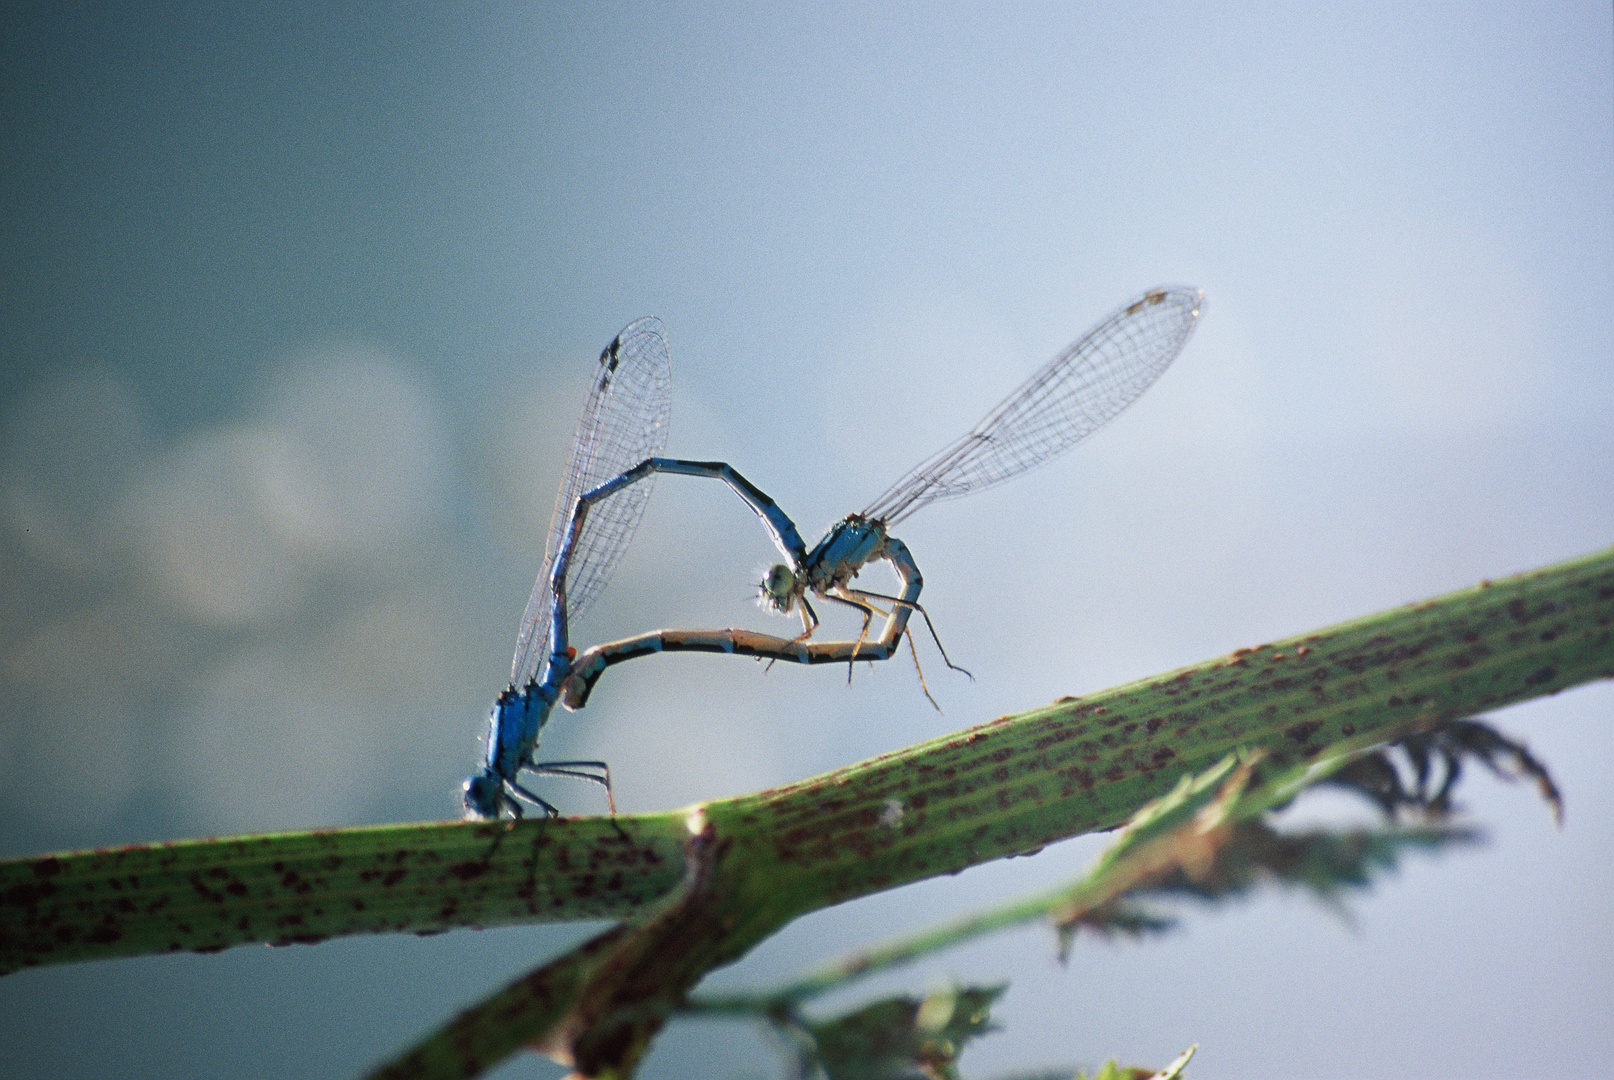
(551, 286, 1203, 714)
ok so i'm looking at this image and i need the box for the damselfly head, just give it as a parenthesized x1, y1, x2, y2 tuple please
(462, 771, 506, 819)
(759, 563, 797, 614)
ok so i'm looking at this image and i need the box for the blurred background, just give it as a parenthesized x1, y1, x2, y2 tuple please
(2, 4, 1610, 1077)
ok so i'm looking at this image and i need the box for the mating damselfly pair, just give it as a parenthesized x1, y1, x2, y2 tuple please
(463, 286, 1204, 819)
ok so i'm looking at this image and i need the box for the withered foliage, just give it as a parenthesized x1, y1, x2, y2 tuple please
(711, 717, 1558, 1080)
(1319, 718, 1562, 825)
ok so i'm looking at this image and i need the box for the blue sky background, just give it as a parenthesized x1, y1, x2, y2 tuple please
(2, 4, 1611, 1077)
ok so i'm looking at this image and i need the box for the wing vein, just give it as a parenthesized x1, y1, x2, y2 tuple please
(862, 286, 1202, 525)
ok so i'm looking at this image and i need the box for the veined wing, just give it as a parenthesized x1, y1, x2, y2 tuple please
(861, 286, 1202, 526)
(511, 317, 671, 686)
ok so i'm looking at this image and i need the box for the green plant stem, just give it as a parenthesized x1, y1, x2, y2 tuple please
(0, 814, 691, 975)
(3, 548, 1611, 1024)
(369, 546, 1614, 1077)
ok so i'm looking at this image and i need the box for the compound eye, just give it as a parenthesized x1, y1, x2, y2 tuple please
(759, 564, 797, 613)
(764, 564, 795, 596)
(463, 774, 503, 819)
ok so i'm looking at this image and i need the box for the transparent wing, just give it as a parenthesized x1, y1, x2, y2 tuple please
(511, 317, 671, 685)
(862, 286, 1202, 526)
